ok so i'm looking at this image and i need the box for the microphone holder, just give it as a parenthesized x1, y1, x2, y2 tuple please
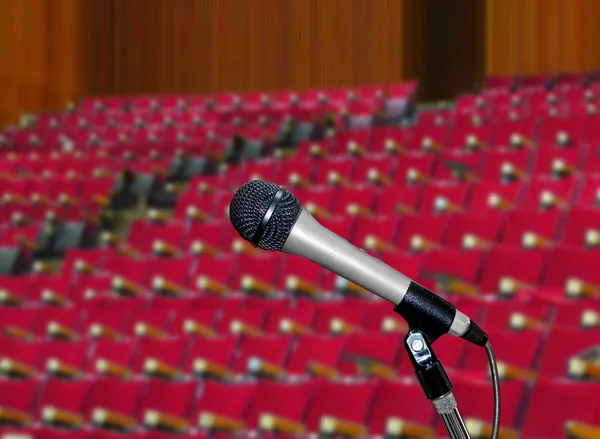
(405, 329, 471, 439)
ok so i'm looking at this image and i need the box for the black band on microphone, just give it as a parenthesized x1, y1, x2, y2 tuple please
(394, 281, 456, 342)
(251, 186, 286, 247)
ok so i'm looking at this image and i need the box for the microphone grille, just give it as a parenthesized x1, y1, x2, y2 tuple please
(229, 180, 303, 251)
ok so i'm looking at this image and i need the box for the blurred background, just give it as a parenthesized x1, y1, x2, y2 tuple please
(3, 0, 600, 126)
(2, 1, 600, 439)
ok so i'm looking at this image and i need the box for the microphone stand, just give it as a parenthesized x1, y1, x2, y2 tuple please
(405, 329, 471, 439)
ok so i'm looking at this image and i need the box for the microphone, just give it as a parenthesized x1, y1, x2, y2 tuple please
(229, 180, 488, 346)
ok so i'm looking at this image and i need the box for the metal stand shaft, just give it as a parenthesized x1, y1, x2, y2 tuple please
(405, 330, 471, 439)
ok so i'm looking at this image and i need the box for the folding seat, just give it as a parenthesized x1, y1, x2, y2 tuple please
(294, 186, 336, 218)
(520, 377, 600, 439)
(389, 152, 436, 187)
(454, 93, 490, 115)
(531, 147, 583, 179)
(351, 216, 400, 253)
(88, 430, 147, 439)
(0, 378, 41, 429)
(369, 126, 410, 154)
(294, 139, 332, 160)
(86, 377, 145, 432)
(480, 298, 553, 332)
(105, 256, 154, 288)
(174, 194, 218, 221)
(36, 378, 94, 429)
(235, 159, 279, 184)
(144, 257, 193, 297)
(313, 157, 356, 186)
(313, 302, 367, 335)
(0, 178, 30, 204)
(245, 379, 315, 432)
(233, 334, 292, 376)
(184, 335, 238, 377)
(305, 379, 377, 435)
(338, 332, 403, 376)
(478, 247, 547, 297)
(375, 185, 422, 215)
(418, 181, 471, 215)
(432, 150, 483, 182)
(189, 256, 236, 295)
(576, 174, 600, 208)
(584, 114, 600, 141)
(480, 148, 533, 183)
(543, 247, 600, 299)
(331, 185, 379, 217)
(500, 209, 562, 248)
(230, 253, 283, 296)
(553, 301, 600, 330)
(217, 308, 267, 336)
(415, 110, 452, 128)
(39, 340, 90, 376)
(193, 380, 256, 432)
(0, 205, 37, 229)
(275, 158, 315, 186)
(28, 275, 73, 304)
(368, 378, 436, 436)
(171, 308, 219, 337)
(69, 275, 114, 303)
(131, 337, 187, 378)
(445, 124, 492, 151)
(33, 307, 81, 338)
(285, 334, 345, 377)
(540, 327, 600, 379)
(186, 221, 230, 257)
(0, 275, 34, 304)
(276, 257, 326, 297)
(128, 222, 186, 256)
(0, 338, 44, 377)
(138, 379, 199, 432)
(441, 211, 505, 250)
(447, 375, 527, 437)
(87, 338, 137, 377)
(394, 214, 448, 252)
(353, 154, 396, 185)
(418, 250, 484, 296)
(560, 207, 600, 248)
(78, 178, 115, 206)
(529, 92, 567, 119)
(462, 329, 544, 378)
(124, 309, 173, 338)
(537, 115, 585, 148)
(329, 129, 372, 156)
(61, 247, 114, 277)
(488, 117, 538, 148)
(405, 125, 449, 151)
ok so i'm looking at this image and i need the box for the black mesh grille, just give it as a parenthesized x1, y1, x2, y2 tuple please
(229, 180, 303, 251)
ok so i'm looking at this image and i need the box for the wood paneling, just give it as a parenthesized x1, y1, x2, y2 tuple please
(486, 0, 600, 76)
(89, 0, 410, 96)
(0, 0, 88, 126)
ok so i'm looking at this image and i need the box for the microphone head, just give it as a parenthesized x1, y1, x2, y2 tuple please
(229, 180, 303, 251)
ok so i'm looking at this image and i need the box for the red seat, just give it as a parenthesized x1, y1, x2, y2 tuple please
(0, 375, 40, 413)
(480, 148, 533, 182)
(441, 211, 504, 250)
(520, 176, 581, 210)
(193, 380, 256, 428)
(286, 333, 346, 375)
(418, 181, 471, 215)
(305, 379, 377, 433)
(314, 157, 356, 186)
(375, 185, 422, 215)
(539, 327, 600, 378)
(543, 247, 600, 299)
(86, 377, 145, 420)
(36, 378, 94, 420)
(478, 246, 547, 296)
(406, 125, 449, 151)
(338, 332, 403, 375)
(575, 175, 600, 208)
(561, 207, 600, 248)
(352, 215, 399, 252)
(433, 150, 483, 181)
(233, 334, 292, 374)
(131, 336, 187, 373)
(521, 378, 600, 438)
(468, 180, 526, 211)
(138, 379, 199, 425)
(245, 379, 315, 429)
(489, 118, 538, 148)
(500, 210, 563, 248)
(185, 335, 238, 373)
(389, 152, 436, 186)
(394, 214, 449, 251)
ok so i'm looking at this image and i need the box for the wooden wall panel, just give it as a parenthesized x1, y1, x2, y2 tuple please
(88, 0, 411, 96)
(486, 0, 600, 76)
(0, 0, 87, 126)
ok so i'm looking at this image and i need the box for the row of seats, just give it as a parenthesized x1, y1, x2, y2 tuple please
(0, 374, 552, 438)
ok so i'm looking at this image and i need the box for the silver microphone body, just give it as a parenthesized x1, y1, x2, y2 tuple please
(282, 209, 471, 337)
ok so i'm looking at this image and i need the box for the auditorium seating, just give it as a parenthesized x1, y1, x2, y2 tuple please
(1, 76, 600, 438)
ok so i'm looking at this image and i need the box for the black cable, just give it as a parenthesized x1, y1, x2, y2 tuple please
(484, 342, 501, 439)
